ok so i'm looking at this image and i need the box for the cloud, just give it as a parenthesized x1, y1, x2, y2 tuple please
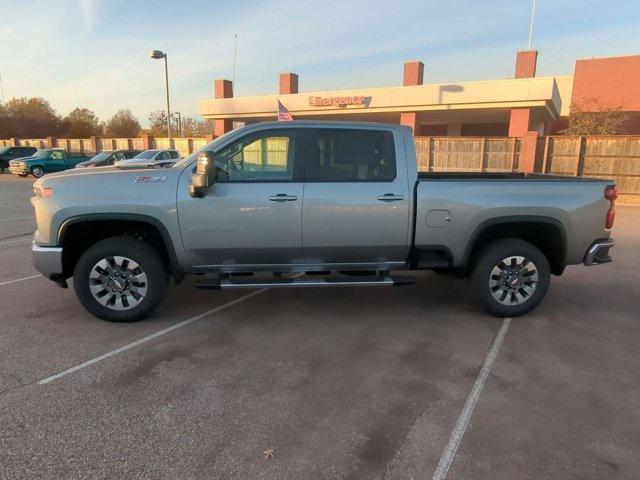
(78, 0, 98, 35)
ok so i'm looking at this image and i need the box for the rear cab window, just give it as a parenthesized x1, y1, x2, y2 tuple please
(303, 129, 396, 182)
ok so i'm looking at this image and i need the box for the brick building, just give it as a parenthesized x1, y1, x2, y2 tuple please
(198, 52, 640, 138)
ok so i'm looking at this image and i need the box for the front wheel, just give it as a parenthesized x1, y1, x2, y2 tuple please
(30, 166, 44, 178)
(73, 237, 169, 322)
(471, 238, 550, 317)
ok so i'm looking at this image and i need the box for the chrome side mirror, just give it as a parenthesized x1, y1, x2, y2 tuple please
(188, 152, 213, 198)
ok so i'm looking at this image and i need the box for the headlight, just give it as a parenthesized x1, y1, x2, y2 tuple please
(33, 185, 53, 198)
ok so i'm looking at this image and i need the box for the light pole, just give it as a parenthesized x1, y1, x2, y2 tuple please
(150, 50, 171, 142)
(173, 112, 182, 137)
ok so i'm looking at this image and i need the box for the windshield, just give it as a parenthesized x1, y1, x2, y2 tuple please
(133, 151, 157, 159)
(0, 147, 9, 154)
(33, 149, 52, 158)
(171, 131, 231, 169)
(88, 152, 113, 162)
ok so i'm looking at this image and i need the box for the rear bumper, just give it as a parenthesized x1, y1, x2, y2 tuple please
(583, 239, 614, 266)
(32, 244, 63, 279)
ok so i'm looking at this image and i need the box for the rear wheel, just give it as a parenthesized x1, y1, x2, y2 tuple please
(30, 166, 44, 178)
(73, 237, 168, 322)
(471, 238, 550, 317)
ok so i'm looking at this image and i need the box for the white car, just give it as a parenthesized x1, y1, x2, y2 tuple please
(115, 149, 180, 168)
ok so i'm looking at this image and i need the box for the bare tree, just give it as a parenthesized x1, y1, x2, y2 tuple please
(567, 97, 629, 135)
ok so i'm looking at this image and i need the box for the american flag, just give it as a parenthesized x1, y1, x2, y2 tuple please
(278, 100, 293, 121)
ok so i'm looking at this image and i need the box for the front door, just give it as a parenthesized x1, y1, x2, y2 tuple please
(48, 151, 67, 171)
(301, 128, 411, 266)
(177, 128, 305, 270)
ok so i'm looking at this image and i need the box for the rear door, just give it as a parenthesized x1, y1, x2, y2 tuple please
(178, 128, 305, 268)
(301, 127, 411, 266)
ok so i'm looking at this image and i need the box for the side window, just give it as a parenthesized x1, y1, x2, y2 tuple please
(305, 129, 396, 182)
(50, 151, 64, 160)
(214, 130, 294, 181)
(114, 152, 126, 161)
(7, 148, 15, 155)
(170, 151, 179, 159)
(156, 151, 170, 160)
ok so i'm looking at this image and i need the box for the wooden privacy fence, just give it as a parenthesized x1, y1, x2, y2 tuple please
(536, 136, 640, 195)
(415, 136, 522, 172)
(0, 136, 211, 158)
(3, 134, 640, 196)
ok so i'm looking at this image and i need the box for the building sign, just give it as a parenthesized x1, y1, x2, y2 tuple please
(309, 95, 372, 108)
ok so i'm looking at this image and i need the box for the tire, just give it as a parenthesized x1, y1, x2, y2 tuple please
(30, 166, 44, 178)
(470, 238, 550, 317)
(73, 236, 169, 322)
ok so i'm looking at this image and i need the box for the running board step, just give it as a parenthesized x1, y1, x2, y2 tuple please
(196, 275, 416, 290)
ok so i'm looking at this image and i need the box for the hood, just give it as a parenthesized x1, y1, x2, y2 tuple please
(10, 155, 37, 162)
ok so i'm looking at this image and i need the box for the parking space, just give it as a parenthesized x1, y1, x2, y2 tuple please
(1, 174, 639, 479)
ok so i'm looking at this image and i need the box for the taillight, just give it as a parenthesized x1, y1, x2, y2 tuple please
(605, 185, 617, 229)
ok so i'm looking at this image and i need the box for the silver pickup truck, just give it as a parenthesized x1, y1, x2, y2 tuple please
(30, 121, 616, 322)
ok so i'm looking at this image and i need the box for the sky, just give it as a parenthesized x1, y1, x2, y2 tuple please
(1, 0, 639, 126)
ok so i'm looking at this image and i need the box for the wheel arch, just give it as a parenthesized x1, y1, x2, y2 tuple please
(463, 215, 568, 275)
(58, 213, 183, 281)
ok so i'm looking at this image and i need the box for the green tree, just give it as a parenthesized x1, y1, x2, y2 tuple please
(62, 107, 102, 137)
(104, 109, 141, 137)
(0, 97, 63, 137)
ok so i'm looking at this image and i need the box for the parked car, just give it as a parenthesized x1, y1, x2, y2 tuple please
(75, 150, 142, 168)
(0, 146, 37, 173)
(9, 149, 91, 178)
(30, 121, 616, 322)
(113, 149, 181, 169)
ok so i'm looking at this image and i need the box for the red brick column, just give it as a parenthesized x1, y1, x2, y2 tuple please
(508, 108, 531, 137)
(214, 79, 233, 137)
(141, 133, 152, 150)
(401, 61, 424, 136)
(519, 131, 539, 173)
(515, 50, 538, 78)
(509, 50, 538, 137)
(9, 137, 18, 146)
(279, 73, 298, 94)
(403, 61, 424, 86)
(400, 112, 420, 136)
(46, 136, 57, 148)
(89, 136, 99, 153)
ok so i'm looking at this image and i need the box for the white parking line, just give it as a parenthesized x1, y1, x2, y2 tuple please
(431, 317, 511, 480)
(0, 237, 32, 246)
(38, 288, 269, 385)
(0, 274, 41, 286)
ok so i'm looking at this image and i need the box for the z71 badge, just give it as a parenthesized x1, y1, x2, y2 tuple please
(134, 176, 167, 184)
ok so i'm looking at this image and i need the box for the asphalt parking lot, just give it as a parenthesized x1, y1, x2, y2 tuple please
(1, 173, 639, 480)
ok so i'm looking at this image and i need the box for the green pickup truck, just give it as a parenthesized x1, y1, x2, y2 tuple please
(9, 148, 91, 178)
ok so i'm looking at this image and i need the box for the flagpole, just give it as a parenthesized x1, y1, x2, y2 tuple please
(528, 0, 536, 50)
(232, 34, 238, 87)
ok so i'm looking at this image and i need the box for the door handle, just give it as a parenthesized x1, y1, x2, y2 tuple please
(269, 194, 298, 202)
(377, 193, 404, 202)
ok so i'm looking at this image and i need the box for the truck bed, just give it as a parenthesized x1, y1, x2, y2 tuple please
(418, 172, 614, 182)
(413, 173, 613, 268)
